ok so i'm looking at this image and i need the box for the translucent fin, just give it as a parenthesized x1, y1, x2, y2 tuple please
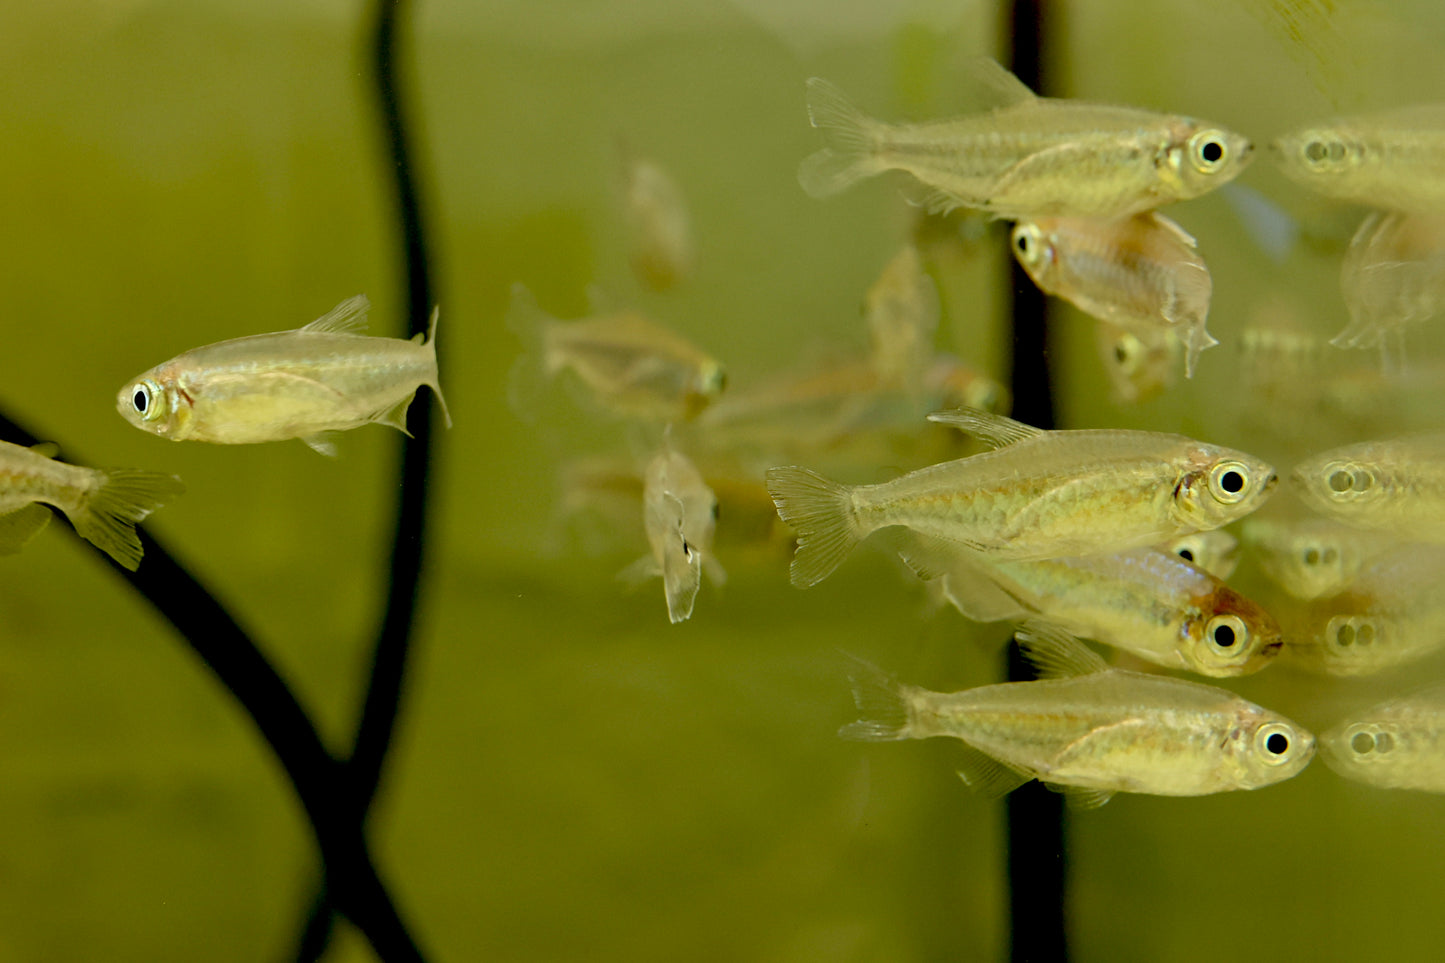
(421, 306, 453, 428)
(838, 656, 914, 741)
(28, 442, 59, 459)
(963, 56, 1038, 109)
(0, 504, 52, 555)
(617, 554, 660, 587)
(988, 140, 1102, 202)
(70, 470, 185, 571)
(1147, 210, 1199, 249)
(1015, 620, 1109, 679)
(765, 466, 862, 588)
(1220, 184, 1297, 262)
(926, 407, 1042, 448)
(372, 393, 419, 436)
(797, 77, 883, 199)
(302, 433, 339, 457)
(1050, 784, 1116, 810)
(903, 183, 971, 217)
(660, 538, 702, 624)
(301, 294, 370, 334)
(955, 744, 1033, 800)
(937, 562, 1029, 624)
(1180, 325, 1221, 379)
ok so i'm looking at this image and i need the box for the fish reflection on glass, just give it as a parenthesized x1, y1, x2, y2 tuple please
(798, 58, 1252, 220)
(0, 441, 183, 571)
(841, 625, 1313, 808)
(1283, 543, 1445, 676)
(623, 445, 724, 623)
(1337, 210, 1445, 366)
(1011, 212, 1217, 376)
(1244, 516, 1390, 600)
(927, 543, 1280, 677)
(863, 244, 940, 386)
(767, 407, 1276, 588)
(1273, 105, 1445, 213)
(1094, 322, 1179, 404)
(507, 285, 725, 422)
(619, 147, 695, 291)
(117, 295, 450, 456)
(1292, 433, 1445, 541)
(1320, 684, 1445, 792)
(1161, 530, 1240, 580)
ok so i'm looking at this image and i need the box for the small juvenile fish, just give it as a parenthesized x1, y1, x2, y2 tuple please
(841, 625, 1313, 807)
(0, 440, 182, 570)
(798, 58, 1252, 219)
(1273, 104, 1445, 213)
(619, 148, 695, 291)
(623, 446, 724, 623)
(508, 285, 725, 422)
(1011, 212, 1217, 377)
(1320, 684, 1445, 792)
(1282, 543, 1445, 676)
(1093, 322, 1180, 404)
(767, 407, 1276, 587)
(1336, 210, 1445, 362)
(863, 244, 940, 387)
(117, 296, 449, 456)
(1243, 516, 1391, 600)
(1162, 530, 1240, 580)
(926, 544, 1281, 677)
(1292, 433, 1445, 541)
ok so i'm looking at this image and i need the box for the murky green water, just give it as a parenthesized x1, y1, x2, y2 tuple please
(2, 1, 1445, 960)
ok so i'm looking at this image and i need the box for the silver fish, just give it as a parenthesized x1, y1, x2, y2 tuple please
(1291, 433, 1445, 541)
(863, 244, 940, 387)
(619, 146, 695, 292)
(623, 446, 724, 624)
(841, 626, 1313, 807)
(1320, 684, 1445, 792)
(0, 441, 182, 571)
(117, 295, 449, 456)
(767, 407, 1276, 587)
(798, 58, 1252, 220)
(1273, 104, 1445, 213)
(1093, 322, 1180, 405)
(1337, 210, 1445, 367)
(1243, 516, 1391, 600)
(1162, 530, 1240, 580)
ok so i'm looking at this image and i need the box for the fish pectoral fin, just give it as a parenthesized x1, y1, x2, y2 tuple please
(902, 183, 971, 217)
(617, 554, 661, 587)
(955, 744, 1034, 800)
(1048, 784, 1116, 810)
(0, 503, 53, 554)
(1015, 620, 1110, 679)
(302, 432, 340, 457)
(987, 140, 1102, 204)
(925, 407, 1042, 448)
(300, 295, 371, 334)
(884, 530, 1027, 622)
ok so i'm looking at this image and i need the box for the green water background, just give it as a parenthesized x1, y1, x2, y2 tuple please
(2, 0, 1444, 959)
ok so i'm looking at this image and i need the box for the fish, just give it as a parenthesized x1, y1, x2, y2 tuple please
(507, 285, 725, 422)
(1291, 432, 1445, 541)
(927, 544, 1281, 677)
(117, 295, 450, 456)
(0, 440, 183, 570)
(1093, 321, 1180, 404)
(1282, 543, 1445, 676)
(618, 146, 695, 291)
(840, 625, 1313, 807)
(1272, 104, 1445, 213)
(1243, 516, 1391, 600)
(798, 58, 1252, 220)
(621, 445, 724, 623)
(1162, 530, 1240, 580)
(1011, 212, 1217, 377)
(863, 244, 940, 387)
(1336, 210, 1445, 365)
(1320, 684, 1445, 792)
(766, 407, 1277, 588)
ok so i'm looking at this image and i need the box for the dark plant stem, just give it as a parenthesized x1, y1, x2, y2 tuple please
(1003, 1, 1070, 962)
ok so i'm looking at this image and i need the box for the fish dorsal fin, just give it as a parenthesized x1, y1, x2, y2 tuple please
(1051, 784, 1116, 810)
(302, 295, 371, 334)
(28, 442, 59, 459)
(1015, 620, 1109, 679)
(955, 744, 1033, 800)
(964, 56, 1039, 109)
(926, 407, 1043, 448)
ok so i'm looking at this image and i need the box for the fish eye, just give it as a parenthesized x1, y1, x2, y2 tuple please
(1011, 224, 1046, 267)
(1304, 139, 1328, 164)
(1204, 613, 1248, 655)
(1208, 460, 1250, 503)
(132, 388, 148, 413)
(1188, 130, 1229, 172)
(129, 380, 165, 422)
(1350, 730, 1374, 755)
(1302, 546, 1320, 566)
(1177, 547, 1195, 562)
(1254, 723, 1295, 763)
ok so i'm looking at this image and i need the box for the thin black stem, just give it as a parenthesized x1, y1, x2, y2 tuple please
(1003, 1, 1070, 962)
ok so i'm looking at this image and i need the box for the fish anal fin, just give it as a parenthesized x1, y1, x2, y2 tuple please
(926, 407, 1042, 448)
(301, 295, 371, 334)
(0, 503, 53, 554)
(1015, 620, 1110, 679)
(302, 432, 339, 457)
(955, 744, 1033, 800)
(1049, 784, 1116, 810)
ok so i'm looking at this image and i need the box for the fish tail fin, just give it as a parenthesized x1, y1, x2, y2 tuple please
(71, 470, 185, 571)
(765, 466, 862, 588)
(505, 283, 557, 423)
(797, 77, 883, 199)
(838, 656, 918, 741)
(419, 305, 454, 427)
